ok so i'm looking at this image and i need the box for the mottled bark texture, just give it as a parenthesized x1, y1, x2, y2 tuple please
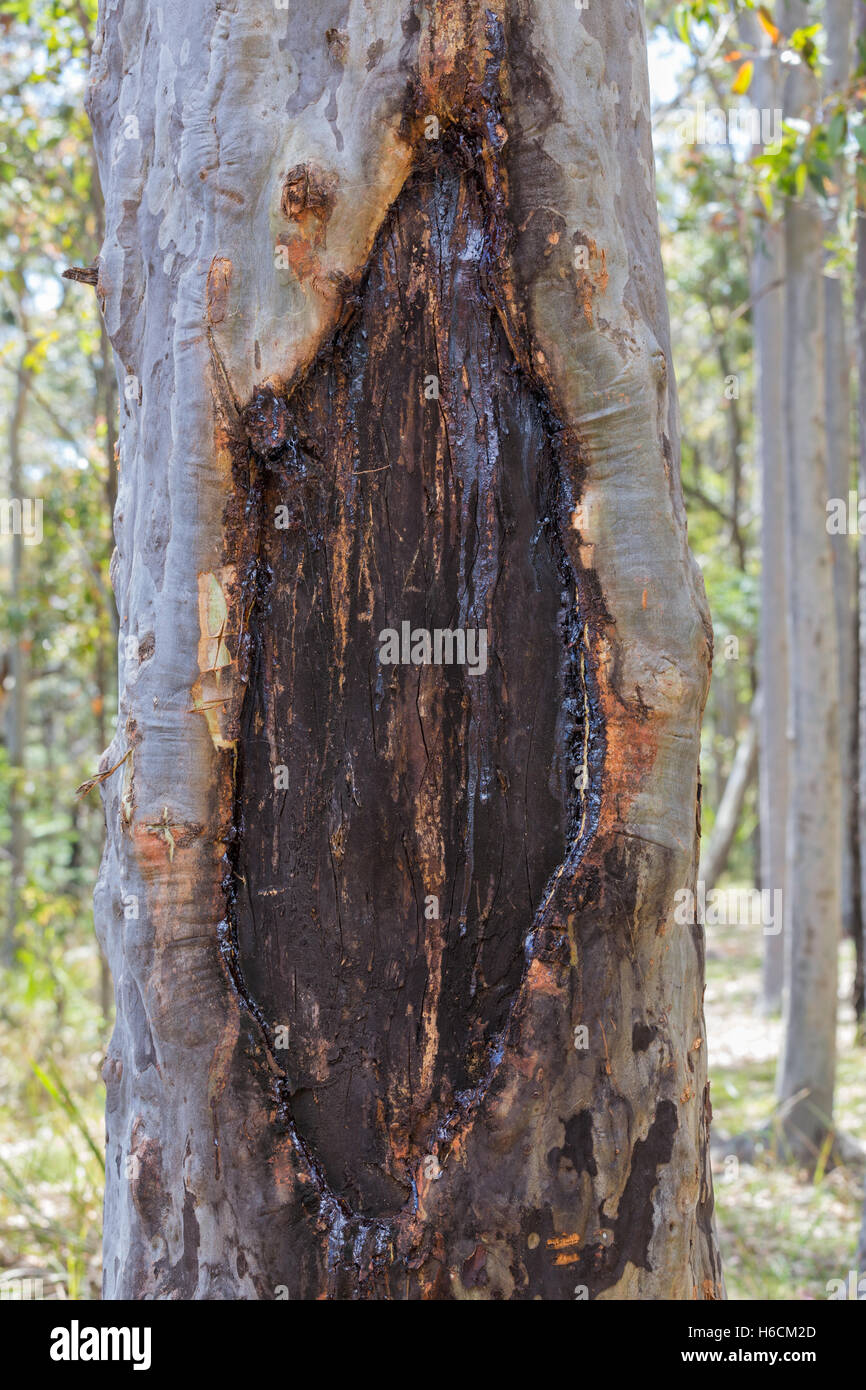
(89, 0, 720, 1298)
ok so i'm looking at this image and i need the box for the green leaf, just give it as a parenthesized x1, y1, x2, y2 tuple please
(827, 109, 846, 157)
(794, 160, 808, 196)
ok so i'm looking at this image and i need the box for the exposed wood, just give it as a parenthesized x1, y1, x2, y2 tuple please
(61, 263, 99, 285)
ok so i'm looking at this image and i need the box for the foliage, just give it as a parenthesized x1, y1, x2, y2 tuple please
(0, 0, 109, 1301)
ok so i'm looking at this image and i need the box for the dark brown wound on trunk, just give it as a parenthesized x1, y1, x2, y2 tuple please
(228, 154, 597, 1220)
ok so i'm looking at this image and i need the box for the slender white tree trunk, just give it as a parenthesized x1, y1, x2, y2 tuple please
(855, 0, 866, 1272)
(824, 0, 857, 944)
(776, 0, 841, 1163)
(700, 696, 759, 890)
(749, 16, 788, 1011)
(4, 348, 30, 966)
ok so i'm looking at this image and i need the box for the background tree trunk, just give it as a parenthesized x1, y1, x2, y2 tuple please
(4, 341, 32, 967)
(856, 0, 866, 1270)
(89, 0, 721, 1299)
(700, 697, 758, 891)
(824, 0, 859, 949)
(748, 12, 788, 1013)
(776, 0, 841, 1164)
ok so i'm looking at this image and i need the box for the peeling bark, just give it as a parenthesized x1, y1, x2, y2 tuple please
(89, 0, 720, 1299)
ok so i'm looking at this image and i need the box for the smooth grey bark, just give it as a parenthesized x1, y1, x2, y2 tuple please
(748, 16, 788, 1012)
(856, 0, 866, 1272)
(776, 0, 841, 1163)
(88, 0, 721, 1298)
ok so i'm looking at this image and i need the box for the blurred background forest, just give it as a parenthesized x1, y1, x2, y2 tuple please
(1, 0, 865, 1299)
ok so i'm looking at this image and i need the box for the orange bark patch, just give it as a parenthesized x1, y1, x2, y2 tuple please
(191, 566, 245, 752)
(525, 957, 561, 997)
(546, 1232, 581, 1250)
(206, 256, 232, 325)
(280, 164, 336, 243)
(573, 236, 609, 327)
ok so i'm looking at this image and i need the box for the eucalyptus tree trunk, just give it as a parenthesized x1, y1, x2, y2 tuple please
(4, 343, 31, 966)
(88, 0, 721, 1299)
(747, 12, 788, 1012)
(856, 0, 866, 1272)
(824, 0, 858, 947)
(776, 0, 841, 1164)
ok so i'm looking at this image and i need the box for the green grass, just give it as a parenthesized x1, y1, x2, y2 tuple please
(0, 908, 106, 1301)
(707, 895, 865, 1300)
